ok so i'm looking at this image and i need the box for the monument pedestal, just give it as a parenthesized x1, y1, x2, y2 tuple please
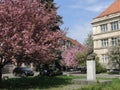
(72, 60, 112, 85)
(87, 60, 96, 81)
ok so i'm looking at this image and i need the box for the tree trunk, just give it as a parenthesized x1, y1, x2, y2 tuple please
(0, 68, 2, 81)
(118, 64, 120, 79)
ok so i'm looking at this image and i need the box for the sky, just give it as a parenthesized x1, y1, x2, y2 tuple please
(54, 0, 114, 44)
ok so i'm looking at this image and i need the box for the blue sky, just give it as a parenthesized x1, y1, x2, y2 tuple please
(54, 0, 114, 44)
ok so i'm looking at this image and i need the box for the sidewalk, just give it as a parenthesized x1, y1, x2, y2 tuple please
(63, 71, 120, 78)
(2, 72, 39, 78)
(2, 72, 120, 79)
(70, 73, 120, 78)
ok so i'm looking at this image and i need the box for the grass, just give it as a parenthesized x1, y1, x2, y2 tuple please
(79, 78, 120, 90)
(0, 75, 84, 90)
(0, 75, 120, 90)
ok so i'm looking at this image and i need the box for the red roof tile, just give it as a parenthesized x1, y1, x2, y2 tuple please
(63, 36, 84, 47)
(97, 0, 120, 18)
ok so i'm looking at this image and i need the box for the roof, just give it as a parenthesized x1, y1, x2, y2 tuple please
(63, 36, 84, 48)
(97, 0, 120, 18)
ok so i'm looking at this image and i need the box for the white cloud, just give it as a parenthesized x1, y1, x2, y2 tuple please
(86, 5, 107, 12)
(86, 2, 113, 12)
(86, 0, 97, 4)
(67, 0, 113, 12)
(68, 4, 106, 12)
(67, 23, 92, 43)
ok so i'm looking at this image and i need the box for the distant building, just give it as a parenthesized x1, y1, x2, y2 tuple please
(59, 36, 85, 51)
(92, 0, 120, 69)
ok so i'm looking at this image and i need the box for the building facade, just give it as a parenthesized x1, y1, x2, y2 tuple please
(60, 36, 84, 51)
(92, 0, 120, 69)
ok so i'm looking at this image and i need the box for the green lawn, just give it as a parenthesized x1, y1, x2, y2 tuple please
(0, 75, 84, 90)
(0, 75, 120, 90)
(79, 78, 120, 90)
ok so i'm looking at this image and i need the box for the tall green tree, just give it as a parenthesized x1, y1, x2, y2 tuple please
(84, 31, 93, 53)
(77, 50, 87, 67)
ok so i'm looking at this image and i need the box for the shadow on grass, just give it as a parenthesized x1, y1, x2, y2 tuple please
(0, 75, 75, 89)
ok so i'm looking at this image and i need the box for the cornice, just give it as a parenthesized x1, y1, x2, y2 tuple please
(93, 29, 120, 37)
(92, 12, 120, 24)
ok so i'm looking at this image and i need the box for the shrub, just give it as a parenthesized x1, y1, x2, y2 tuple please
(95, 57, 107, 74)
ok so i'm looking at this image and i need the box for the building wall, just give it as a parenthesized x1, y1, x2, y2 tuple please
(59, 36, 83, 51)
(92, 13, 120, 69)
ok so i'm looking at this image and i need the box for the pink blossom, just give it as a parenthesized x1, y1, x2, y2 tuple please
(61, 46, 86, 67)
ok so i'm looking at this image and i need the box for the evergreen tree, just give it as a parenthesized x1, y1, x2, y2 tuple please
(84, 31, 93, 53)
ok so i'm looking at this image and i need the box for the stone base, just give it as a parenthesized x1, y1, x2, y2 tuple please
(72, 79, 112, 85)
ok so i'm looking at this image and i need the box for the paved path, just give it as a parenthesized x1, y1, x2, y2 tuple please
(2, 72, 39, 78)
(2, 72, 120, 79)
(70, 73, 120, 78)
(63, 71, 120, 78)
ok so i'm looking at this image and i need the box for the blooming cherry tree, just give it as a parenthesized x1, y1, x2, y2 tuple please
(61, 46, 86, 67)
(0, 0, 63, 80)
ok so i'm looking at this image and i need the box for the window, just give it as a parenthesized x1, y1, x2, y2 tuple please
(118, 37, 120, 45)
(101, 24, 107, 33)
(58, 39, 64, 45)
(101, 39, 108, 47)
(111, 21, 119, 31)
(111, 37, 118, 46)
(65, 40, 70, 46)
(102, 54, 109, 63)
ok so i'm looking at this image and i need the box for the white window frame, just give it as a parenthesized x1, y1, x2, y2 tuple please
(102, 54, 109, 63)
(101, 24, 108, 33)
(111, 21, 119, 31)
(111, 37, 118, 46)
(101, 39, 108, 47)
